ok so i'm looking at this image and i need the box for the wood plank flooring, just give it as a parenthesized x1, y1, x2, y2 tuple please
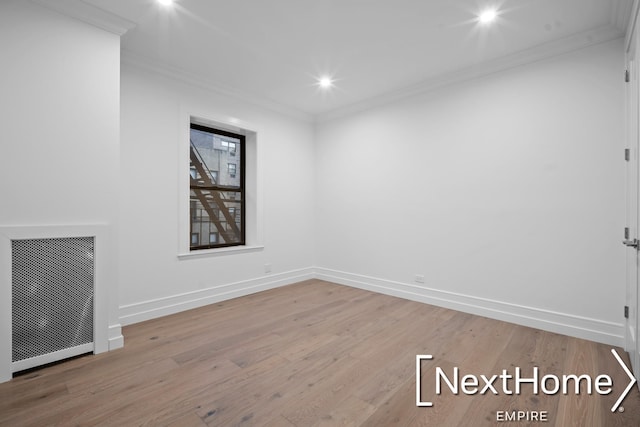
(1, 279, 639, 426)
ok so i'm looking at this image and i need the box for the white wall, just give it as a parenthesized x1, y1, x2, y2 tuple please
(0, 0, 627, 354)
(315, 39, 626, 345)
(0, 1, 120, 226)
(0, 0, 123, 381)
(118, 64, 316, 323)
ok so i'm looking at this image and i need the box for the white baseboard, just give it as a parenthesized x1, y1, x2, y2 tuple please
(315, 267, 625, 347)
(119, 268, 315, 326)
(108, 324, 124, 351)
(117, 266, 625, 347)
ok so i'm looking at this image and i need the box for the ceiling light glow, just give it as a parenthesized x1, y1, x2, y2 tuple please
(318, 77, 333, 89)
(479, 9, 497, 24)
(158, 0, 174, 6)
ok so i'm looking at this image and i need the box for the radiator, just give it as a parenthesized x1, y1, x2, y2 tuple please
(11, 237, 94, 371)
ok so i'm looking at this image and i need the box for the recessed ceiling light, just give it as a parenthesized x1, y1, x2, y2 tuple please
(158, 0, 174, 6)
(479, 9, 497, 24)
(318, 76, 333, 89)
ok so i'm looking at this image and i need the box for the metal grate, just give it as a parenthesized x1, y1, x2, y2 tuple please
(11, 237, 94, 363)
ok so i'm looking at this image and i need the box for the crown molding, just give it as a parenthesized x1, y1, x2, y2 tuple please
(612, 0, 634, 33)
(121, 49, 314, 123)
(124, 23, 623, 126)
(30, 0, 135, 36)
(624, 0, 640, 52)
(316, 25, 624, 124)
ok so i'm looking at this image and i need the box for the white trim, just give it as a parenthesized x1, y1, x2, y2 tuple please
(0, 233, 10, 383)
(122, 25, 623, 124)
(178, 110, 264, 257)
(119, 268, 315, 325)
(612, 0, 635, 33)
(0, 224, 120, 383)
(108, 324, 124, 350)
(30, 0, 135, 36)
(625, 0, 640, 53)
(178, 245, 264, 260)
(118, 266, 624, 347)
(12, 343, 93, 373)
(317, 25, 624, 123)
(122, 51, 313, 123)
(315, 268, 625, 347)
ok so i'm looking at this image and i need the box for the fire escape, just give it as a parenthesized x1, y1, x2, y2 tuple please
(190, 142, 241, 245)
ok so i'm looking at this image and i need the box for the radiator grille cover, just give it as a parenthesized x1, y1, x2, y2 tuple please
(12, 237, 94, 363)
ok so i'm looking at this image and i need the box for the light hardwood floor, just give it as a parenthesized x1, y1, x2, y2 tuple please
(1, 280, 639, 426)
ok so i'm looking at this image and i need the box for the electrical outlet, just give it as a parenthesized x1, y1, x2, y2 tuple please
(264, 263, 272, 274)
(414, 274, 425, 283)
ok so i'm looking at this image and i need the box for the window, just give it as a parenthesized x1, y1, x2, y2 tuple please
(189, 123, 245, 250)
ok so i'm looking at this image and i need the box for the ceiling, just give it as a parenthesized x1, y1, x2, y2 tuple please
(83, 0, 632, 120)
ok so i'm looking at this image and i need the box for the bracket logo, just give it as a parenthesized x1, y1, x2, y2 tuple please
(416, 349, 637, 412)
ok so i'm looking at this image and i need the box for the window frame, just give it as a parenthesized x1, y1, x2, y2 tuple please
(189, 123, 246, 250)
(178, 111, 263, 259)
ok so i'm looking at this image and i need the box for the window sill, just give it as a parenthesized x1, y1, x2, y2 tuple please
(177, 245, 264, 260)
